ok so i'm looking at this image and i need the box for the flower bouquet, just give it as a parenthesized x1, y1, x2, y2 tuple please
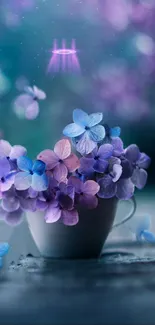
(0, 109, 150, 258)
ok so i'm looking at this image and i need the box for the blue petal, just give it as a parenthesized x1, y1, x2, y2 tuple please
(63, 123, 84, 138)
(73, 109, 89, 127)
(87, 112, 103, 128)
(142, 230, 155, 243)
(110, 127, 121, 138)
(135, 215, 151, 237)
(32, 173, 49, 191)
(32, 160, 46, 175)
(89, 125, 105, 142)
(0, 242, 9, 257)
(17, 156, 33, 172)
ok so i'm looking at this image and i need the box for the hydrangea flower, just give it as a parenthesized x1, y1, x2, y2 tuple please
(79, 143, 113, 175)
(63, 109, 105, 155)
(0, 140, 27, 169)
(0, 157, 16, 192)
(45, 182, 79, 226)
(128, 215, 155, 243)
(104, 124, 121, 142)
(97, 158, 134, 200)
(68, 176, 100, 209)
(37, 139, 80, 183)
(13, 85, 46, 120)
(125, 145, 151, 189)
(14, 157, 48, 191)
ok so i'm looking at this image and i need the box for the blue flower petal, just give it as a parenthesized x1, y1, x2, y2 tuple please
(32, 173, 49, 191)
(32, 160, 46, 175)
(73, 109, 89, 127)
(142, 230, 155, 243)
(135, 215, 151, 238)
(110, 127, 121, 138)
(17, 156, 33, 172)
(89, 125, 105, 142)
(0, 242, 9, 257)
(87, 112, 103, 128)
(63, 123, 84, 138)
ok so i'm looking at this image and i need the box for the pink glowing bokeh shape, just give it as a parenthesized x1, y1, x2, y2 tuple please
(47, 39, 80, 73)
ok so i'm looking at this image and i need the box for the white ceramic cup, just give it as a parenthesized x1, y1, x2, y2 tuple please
(26, 197, 136, 259)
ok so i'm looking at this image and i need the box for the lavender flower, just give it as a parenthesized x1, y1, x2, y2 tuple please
(0, 157, 16, 192)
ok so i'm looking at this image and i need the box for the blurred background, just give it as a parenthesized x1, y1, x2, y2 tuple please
(0, 0, 155, 250)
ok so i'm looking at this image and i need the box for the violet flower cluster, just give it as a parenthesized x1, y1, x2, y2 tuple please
(0, 109, 151, 227)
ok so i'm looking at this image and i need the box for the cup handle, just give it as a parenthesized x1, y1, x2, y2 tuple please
(111, 196, 136, 231)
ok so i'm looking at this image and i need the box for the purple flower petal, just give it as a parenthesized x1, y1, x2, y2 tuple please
(2, 197, 20, 212)
(36, 199, 48, 211)
(1, 177, 14, 192)
(45, 205, 61, 223)
(14, 171, 32, 190)
(28, 187, 38, 198)
(53, 164, 68, 183)
(76, 132, 97, 155)
(10, 145, 27, 160)
(83, 180, 100, 195)
(93, 159, 108, 173)
(62, 209, 79, 226)
(68, 176, 82, 193)
(131, 168, 147, 189)
(54, 139, 71, 160)
(125, 144, 140, 163)
(121, 158, 133, 179)
(2, 186, 15, 198)
(112, 164, 122, 182)
(37, 150, 58, 170)
(79, 194, 98, 209)
(5, 208, 23, 226)
(109, 157, 121, 170)
(98, 143, 113, 159)
(64, 153, 80, 172)
(98, 175, 116, 199)
(111, 137, 124, 156)
(137, 153, 151, 169)
(19, 197, 36, 211)
(0, 140, 11, 157)
(17, 156, 33, 172)
(89, 125, 105, 142)
(31, 173, 48, 191)
(25, 101, 39, 120)
(58, 193, 74, 210)
(78, 157, 94, 175)
(116, 179, 134, 200)
(0, 157, 10, 178)
(33, 86, 46, 100)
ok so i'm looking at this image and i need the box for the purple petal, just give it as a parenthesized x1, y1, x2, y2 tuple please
(1, 186, 15, 198)
(137, 153, 151, 169)
(116, 179, 135, 200)
(31, 173, 48, 191)
(2, 197, 20, 212)
(98, 175, 116, 198)
(5, 209, 23, 226)
(53, 164, 68, 183)
(83, 180, 100, 195)
(111, 137, 124, 157)
(125, 144, 140, 163)
(0, 140, 11, 157)
(10, 145, 27, 160)
(1, 176, 14, 192)
(14, 172, 32, 190)
(33, 86, 46, 100)
(0, 157, 10, 178)
(98, 143, 113, 159)
(109, 157, 121, 170)
(37, 150, 58, 170)
(112, 164, 122, 182)
(68, 176, 83, 193)
(36, 199, 48, 211)
(28, 187, 38, 198)
(93, 158, 108, 173)
(79, 194, 98, 209)
(25, 101, 39, 120)
(19, 197, 36, 211)
(78, 157, 94, 175)
(121, 158, 133, 179)
(131, 168, 147, 189)
(45, 205, 61, 223)
(58, 193, 74, 210)
(62, 209, 79, 226)
(76, 132, 97, 155)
